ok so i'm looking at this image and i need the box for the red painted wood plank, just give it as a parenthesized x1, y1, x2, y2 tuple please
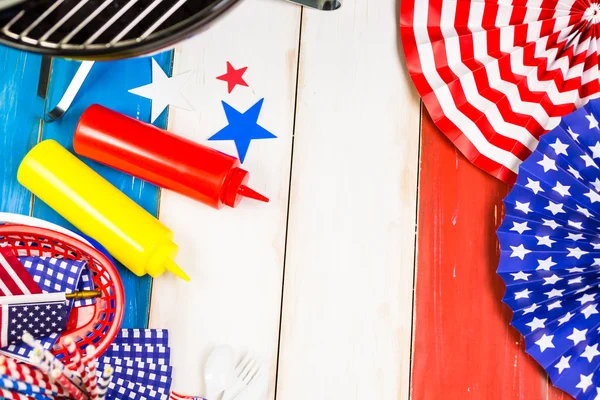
(411, 109, 553, 399)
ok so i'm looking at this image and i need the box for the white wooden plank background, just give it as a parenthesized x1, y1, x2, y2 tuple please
(150, 0, 421, 398)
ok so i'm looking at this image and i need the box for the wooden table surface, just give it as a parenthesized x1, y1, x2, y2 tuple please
(0, 0, 563, 399)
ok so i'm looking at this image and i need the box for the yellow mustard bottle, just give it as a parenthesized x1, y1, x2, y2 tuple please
(17, 140, 190, 282)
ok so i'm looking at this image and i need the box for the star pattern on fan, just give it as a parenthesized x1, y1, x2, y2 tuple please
(498, 98, 600, 398)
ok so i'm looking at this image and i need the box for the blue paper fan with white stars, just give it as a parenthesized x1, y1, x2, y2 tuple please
(498, 97, 600, 399)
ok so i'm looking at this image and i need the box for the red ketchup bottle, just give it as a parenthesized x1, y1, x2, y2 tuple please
(74, 104, 268, 209)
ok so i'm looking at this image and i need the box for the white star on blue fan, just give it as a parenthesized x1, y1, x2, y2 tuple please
(535, 334, 555, 352)
(587, 114, 599, 129)
(586, 190, 600, 203)
(555, 356, 571, 374)
(545, 288, 564, 298)
(538, 155, 558, 172)
(582, 344, 600, 362)
(582, 154, 598, 169)
(568, 220, 584, 230)
(568, 165, 582, 180)
(523, 303, 540, 315)
(515, 288, 532, 299)
(592, 178, 600, 192)
(526, 317, 546, 331)
(548, 300, 562, 310)
(582, 304, 599, 319)
(511, 271, 531, 281)
(578, 294, 596, 304)
(553, 181, 571, 196)
(576, 373, 594, 392)
(558, 312, 574, 325)
(536, 235, 556, 247)
(569, 267, 587, 273)
(515, 201, 532, 214)
(567, 328, 587, 345)
(537, 257, 556, 271)
(550, 138, 569, 155)
(591, 142, 600, 159)
(567, 247, 588, 259)
(577, 205, 593, 218)
(569, 277, 583, 285)
(525, 178, 544, 194)
(545, 201, 565, 215)
(543, 275, 562, 285)
(510, 245, 531, 259)
(568, 126, 580, 142)
(510, 221, 531, 234)
(542, 219, 560, 230)
(566, 233, 585, 241)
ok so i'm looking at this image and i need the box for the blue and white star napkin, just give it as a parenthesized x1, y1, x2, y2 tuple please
(498, 97, 600, 399)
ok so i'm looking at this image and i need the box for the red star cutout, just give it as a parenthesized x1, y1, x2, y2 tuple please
(217, 62, 249, 93)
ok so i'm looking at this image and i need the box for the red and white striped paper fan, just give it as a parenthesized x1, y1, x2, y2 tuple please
(400, 0, 600, 184)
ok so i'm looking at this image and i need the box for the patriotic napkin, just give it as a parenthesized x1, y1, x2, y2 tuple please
(100, 329, 174, 400)
(498, 97, 600, 398)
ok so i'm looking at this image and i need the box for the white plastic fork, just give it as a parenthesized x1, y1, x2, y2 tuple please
(221, 355, 263, 400)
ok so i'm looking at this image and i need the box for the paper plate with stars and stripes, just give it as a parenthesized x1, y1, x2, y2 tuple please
(498, 97, 600, 399)
(400, 0, 600, 185)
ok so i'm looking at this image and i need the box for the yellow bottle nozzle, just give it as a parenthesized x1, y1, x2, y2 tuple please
(166, 259, 190, 282)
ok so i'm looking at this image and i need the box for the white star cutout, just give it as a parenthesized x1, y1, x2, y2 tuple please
(525, 178, 544, 194)
(588, 113, 599, 129)
(543, 274, 562, 285)
(550, 138, 569, 156)
(566, 233, 585, 241)
(577, 285, 593, 294)
(577, 205, 593, 218)
(515, 288, 532, 299)
(526, 317, 547, 331)
(536, 235, 556, 247)
(545, 288, 564, 298)
(568, 220, 584, 230)
(577, 373, 594, 392)
(593, 179, 600, 192)
(582, 344, 600, 362)
(523, 303, 540, 315)
(535, 334, 555, 352)
(555, 356, 571, 374)
(510, 221, 530, 234)
(582, 154, 599, 169)
(545, 201, 565, 215)
(568, 165, 582, 180)
(582, 304, 599, 319)
(515, 201, 532, 214)
(568, 126, 580, 142)
(553, 181, 571, 196)
(567, 328, 588, 345)
(593, 243, 600, 249)
(537, 257, 557, 271)
(567, 247, 588, 259)
(558, 312, 574, 325)
(578, 294, 596, 304)
(542, 219, 560, 230)
(128, 58, 194, 123)
(510, 245, 531, 260)
(594, 258, 600, 266)
(538, 155, 558, 172)
(548, 300, 562, 310)
(511, 271, 531, 281)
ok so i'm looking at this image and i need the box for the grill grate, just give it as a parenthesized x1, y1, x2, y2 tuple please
(0, 0, 237, 57)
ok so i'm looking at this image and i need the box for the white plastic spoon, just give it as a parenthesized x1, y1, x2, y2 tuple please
(205, 345, 236, 400)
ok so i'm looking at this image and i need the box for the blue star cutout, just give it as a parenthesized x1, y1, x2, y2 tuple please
(208, 98, 277, 162)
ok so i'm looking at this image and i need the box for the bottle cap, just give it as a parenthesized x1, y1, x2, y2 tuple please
(222, 168, 269, 208)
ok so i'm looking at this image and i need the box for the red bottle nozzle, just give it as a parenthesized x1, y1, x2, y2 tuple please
(239, 185, 269, 203)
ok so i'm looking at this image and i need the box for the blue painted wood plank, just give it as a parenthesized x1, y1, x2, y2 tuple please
(0, 47, 44, 215)
(32, 53, 173, 329)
